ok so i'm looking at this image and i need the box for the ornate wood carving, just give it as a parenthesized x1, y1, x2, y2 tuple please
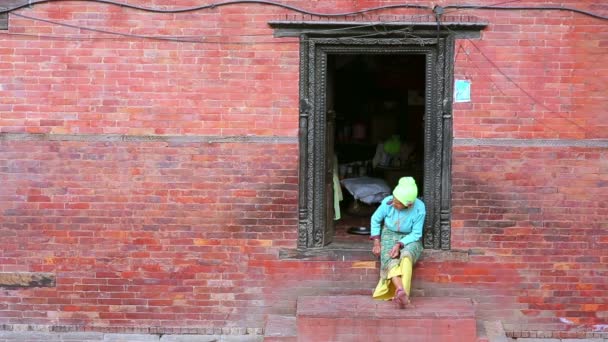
(296, 29, 462, 250)
(440, 36, 456, 250)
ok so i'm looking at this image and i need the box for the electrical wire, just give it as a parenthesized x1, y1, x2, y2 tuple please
(3, 0, 513, 45)
(438, 16, 599, 137)
(0, 30, 296, 45)
(0, 0, 605, 21)
(0, 0, 430, 16)
(454, 42, 571, 137)
(456, 44, 507, 97)
(0, 0, 486, 49)
(464, 38, 597, 137)
(3, 0, 605, 45)
(444, 4, 608, 21)
(2, 12, 432, 45)
(9, 12, 210, 43)
(1, 1, 604, 137)
(3, 3, 442, 42)
(441, 0, 522, 17)
(7, 11, 430, 45)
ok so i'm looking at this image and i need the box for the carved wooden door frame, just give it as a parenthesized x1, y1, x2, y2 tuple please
(296, 34, 454, 250)
(267, 18, 488, 250)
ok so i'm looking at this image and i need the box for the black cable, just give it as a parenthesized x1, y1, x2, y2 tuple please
(0, 30, 299, 44)
(464, 38, 597, 138)
(441, 20, 598, 138)
(0, 0, 430, 16)
(0, 0, 509, 47)
(1, 0, 606, 21)
(0, 0, 512, 46)
(8, 12, 430, 44)
(456, 44, 507, 97)
(2, 4, 601, 137)
(454, 42, 570, 136)
(441, 0, 522, 17)
(9, 12, 208, 43)
(444, 4, 608, 21)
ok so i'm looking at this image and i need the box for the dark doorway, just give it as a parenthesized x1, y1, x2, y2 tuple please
(328, 54, 426, 245)
(269, 17, 486, 251)
(293, 37, 461, 251)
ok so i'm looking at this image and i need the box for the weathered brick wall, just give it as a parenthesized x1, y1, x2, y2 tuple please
(0, 139, 298, 327)
(447, 2, 608, 333)
(0, 0, 606, 336)
(452, 6, 607, 139)
(447, 146, 607, 332)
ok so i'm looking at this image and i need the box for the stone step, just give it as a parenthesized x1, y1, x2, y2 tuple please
(263, 314, 297, 342)
(296, 295, 476, 342)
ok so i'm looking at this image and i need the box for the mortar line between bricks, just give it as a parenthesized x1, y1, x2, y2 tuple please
(4, 134, 606, 147)
(454, 138, 608, 148)
(0, 132, 298, 144)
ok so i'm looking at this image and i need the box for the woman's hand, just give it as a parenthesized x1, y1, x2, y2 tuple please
(388, 243, 402, 259)
(372, 240, 381, 257)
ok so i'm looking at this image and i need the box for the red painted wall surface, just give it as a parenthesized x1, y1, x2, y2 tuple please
(0, 0, 606, 337)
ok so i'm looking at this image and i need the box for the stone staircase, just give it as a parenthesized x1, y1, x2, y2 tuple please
(264, 295, 478, 342)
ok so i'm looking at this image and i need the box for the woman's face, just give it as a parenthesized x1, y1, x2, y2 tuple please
(392, 198, 411, 210)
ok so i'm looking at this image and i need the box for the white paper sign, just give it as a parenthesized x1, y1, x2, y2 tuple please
(454, 80, 471, 103)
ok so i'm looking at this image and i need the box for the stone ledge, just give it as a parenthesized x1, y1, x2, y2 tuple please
(263, 315, 296, 341)
(505, 329, 608, 339)
(279, 244, 472, 262)
(0, 272, 55, 288)
(0, 324, 264, 336)
(0, 331, 263, 342)
(296, 295, 477, 342)
(297, 295, 475, 319)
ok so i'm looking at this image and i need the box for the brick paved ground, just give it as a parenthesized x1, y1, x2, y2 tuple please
(515, 339, 608, 342)
(1, 331, 607, 341)
(0, 332, 262, 342)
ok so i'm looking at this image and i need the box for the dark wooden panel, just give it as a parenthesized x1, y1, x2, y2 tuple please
(1, 0, 31, 30)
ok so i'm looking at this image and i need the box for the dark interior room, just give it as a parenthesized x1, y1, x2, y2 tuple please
(328, 53, 426, 244)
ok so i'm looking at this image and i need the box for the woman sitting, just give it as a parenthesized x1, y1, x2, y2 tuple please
(370, 177, 425, 308)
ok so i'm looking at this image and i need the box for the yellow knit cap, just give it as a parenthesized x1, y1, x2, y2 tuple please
(392, 177, 418, 204)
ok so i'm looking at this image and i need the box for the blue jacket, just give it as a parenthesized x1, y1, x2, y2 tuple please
(370, 196, 425, 246)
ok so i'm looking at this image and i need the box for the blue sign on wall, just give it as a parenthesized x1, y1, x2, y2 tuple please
(454, 80, 471, 103)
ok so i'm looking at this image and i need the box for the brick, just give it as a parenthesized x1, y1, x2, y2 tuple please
(59, 332, 104, 340)
(102, 334, 159, 341)
(297, 296, 476, 341)
(263, 315, 296, 341)
(159, 336, 221, 342)
(0, 0, 607, 337)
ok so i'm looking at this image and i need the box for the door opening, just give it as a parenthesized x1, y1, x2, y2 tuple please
(292, 36, 463, 251)
(270, 21, 487, 251)
(327, 54, 427, 246)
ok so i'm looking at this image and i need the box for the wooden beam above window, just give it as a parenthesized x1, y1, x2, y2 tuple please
(1, 0, 31, 30)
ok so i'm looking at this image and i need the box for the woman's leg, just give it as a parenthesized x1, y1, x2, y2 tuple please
(400, 256, 413, 296)
(390, 256, 413, 308)
(389, 256, 414, 294)
(391, 275, 408, 308)
(390, 275, 403, 291)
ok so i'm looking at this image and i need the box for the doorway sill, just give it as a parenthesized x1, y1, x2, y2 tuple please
(278, 242, 476, 262)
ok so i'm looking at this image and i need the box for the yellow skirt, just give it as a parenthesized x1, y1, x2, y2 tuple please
(372, 256, 413, 300)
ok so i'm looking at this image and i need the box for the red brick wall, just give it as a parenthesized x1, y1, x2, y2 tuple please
(452, 8, 607, 139)
(0, 0, 607, 336)
(447, 146, 607, 332)
(0, 139, 298, 327)
(447, 2, 608, 333)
